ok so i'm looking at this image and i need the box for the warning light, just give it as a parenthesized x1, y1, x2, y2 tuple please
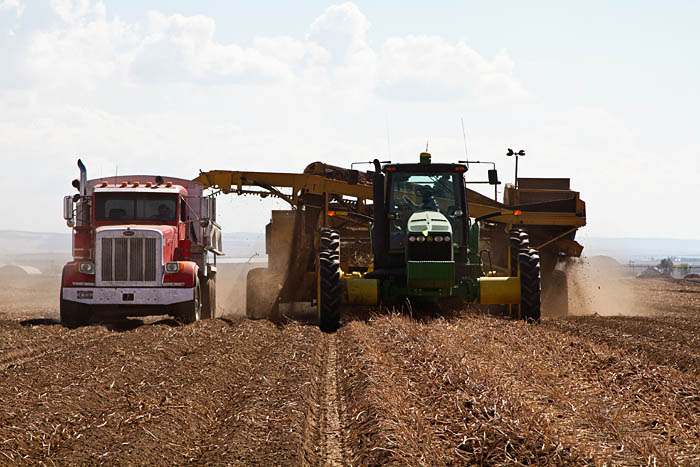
(454, 166, 466, 171)
(328, 211, 336, 217)
(101, 181, 108, 187)
(133, 181, 140, 187)
(165, 182, 173, 187)
(514, 210, 522, 216)
(121, 181, 128, 187)
(385, 166, 397, 172)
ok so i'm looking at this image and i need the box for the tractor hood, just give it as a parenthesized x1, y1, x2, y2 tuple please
(406, 211, 452, 236)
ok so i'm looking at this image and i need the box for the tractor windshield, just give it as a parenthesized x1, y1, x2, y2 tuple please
(94, 193, 178, 222)
(388, 172, 464, 248)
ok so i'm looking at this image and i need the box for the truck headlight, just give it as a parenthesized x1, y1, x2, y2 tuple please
(165, 262, 183, 273)
(408, 236, 416, 242)
(434, 235, 443, 242)
(416, 235, 425, 243)
(444, 235, 451, 242)
(78, 262, 95, 275)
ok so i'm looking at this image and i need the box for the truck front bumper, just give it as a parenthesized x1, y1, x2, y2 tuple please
(62, 286, 193, 305)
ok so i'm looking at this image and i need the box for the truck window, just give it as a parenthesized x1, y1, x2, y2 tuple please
(95, 193, 178, 221)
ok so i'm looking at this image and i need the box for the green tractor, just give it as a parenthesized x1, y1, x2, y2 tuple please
(318, 153, 542, 332)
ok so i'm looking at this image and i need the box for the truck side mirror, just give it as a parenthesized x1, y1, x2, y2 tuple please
(488, 169, 500, 185)
(348, 169, 359, 185)
(63, 195, 74, 225)
(200, 197, 217, 222)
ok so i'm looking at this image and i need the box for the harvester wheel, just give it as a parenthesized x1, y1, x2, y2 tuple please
(60, 298, 90, 328)
(201, 273, 217, 319)
(319, 228, 341, 333)
(246, 268, 279, 319)
(178, 278, 202, 324)
(519, 248, 542, 322)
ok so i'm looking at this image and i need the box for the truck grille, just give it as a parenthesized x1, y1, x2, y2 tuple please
(101, 237, 158, 282)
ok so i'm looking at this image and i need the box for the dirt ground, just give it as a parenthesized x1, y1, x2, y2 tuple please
(1, 269, 700, 465)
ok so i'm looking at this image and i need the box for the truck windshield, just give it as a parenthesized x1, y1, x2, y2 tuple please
(95, 193, 178, 221)
(388, 172, 464, 247)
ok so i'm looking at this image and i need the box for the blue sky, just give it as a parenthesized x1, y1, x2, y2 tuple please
(0, 1, 698, 240)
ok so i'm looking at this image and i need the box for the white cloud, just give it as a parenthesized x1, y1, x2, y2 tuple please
(0, 0, 24, 17)
(377, 36, 526, 101)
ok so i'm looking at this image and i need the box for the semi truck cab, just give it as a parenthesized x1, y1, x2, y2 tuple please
(60, 160, 222, 327)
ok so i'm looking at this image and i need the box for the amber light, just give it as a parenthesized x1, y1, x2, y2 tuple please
(121, 181, 128, 187)
(165, 182, 173, 187)
(455, 166, 466, 171)
(514, 210, 522, 216)
(328, 211, 336, 217)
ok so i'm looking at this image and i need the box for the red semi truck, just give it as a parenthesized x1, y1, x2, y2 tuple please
(60, 160, 222, 327)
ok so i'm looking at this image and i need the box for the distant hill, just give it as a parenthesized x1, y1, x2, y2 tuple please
(581, 237, 700, 262)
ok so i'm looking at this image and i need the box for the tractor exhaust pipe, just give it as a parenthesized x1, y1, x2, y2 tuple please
(372, 159, 388, 269)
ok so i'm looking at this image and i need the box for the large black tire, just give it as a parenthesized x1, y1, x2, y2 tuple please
(60, 297, 90, 328)
(509, 228, 530, 318)
(201, 272, 217, 319)
(246, 268, 278, 319)
(319, 228, 341, 333)
(519, 248, 542, 322)
(178, 278, 202, 324)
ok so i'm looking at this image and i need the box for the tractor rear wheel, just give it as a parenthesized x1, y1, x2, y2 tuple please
(319, 228, 341, 333)
(509, 228, 530, 319)
(519, 248, 542, 322)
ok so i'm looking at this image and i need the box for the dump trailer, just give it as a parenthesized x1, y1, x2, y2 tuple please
(467, 178, 586, 315)
(60, 160, 222, 327)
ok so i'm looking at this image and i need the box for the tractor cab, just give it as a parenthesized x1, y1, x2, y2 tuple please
(373, 153, 469, 271)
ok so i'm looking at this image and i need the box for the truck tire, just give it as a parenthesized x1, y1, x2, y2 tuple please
(178, 279, 201, 324)
(319, 228, 341, 333)
(519, 248, 542, 322)
(201, 273, 217, 319)
(60, 297, 89, 328)
(246, 268, 278, 319)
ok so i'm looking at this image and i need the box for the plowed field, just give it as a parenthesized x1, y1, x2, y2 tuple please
(1, 272, 699, 466)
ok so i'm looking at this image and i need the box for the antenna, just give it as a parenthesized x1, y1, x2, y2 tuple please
(385, 114, 392, 160)
(461, 118, 469, 171)
(114, 165, 118, 187)
(425, 140, 429, 152)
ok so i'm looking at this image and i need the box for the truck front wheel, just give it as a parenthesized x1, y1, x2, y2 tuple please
(178, 279, 202, 324)
(60, 297, 90, 328)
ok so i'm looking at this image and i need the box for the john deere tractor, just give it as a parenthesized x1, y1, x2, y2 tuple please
(318, 152, 541, 332)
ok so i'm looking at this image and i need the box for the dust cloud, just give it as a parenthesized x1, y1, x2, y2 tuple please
(217, 263, 260, 317)
(565, 256, 650, 316)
